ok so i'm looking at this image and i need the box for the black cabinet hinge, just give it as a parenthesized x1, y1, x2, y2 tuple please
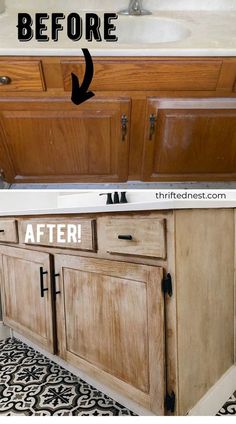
(162, 273, 173, 297)
(165, 391, 175, 413)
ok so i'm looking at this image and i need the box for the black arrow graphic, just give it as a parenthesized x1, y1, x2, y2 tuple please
(71, 48, 95, 106)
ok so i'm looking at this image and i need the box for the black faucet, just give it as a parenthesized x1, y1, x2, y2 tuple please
(120, 192, 128, 203)
(113, 192, 120, 204)
(99, 192, 128, 205)
(99, 193, 113, 204)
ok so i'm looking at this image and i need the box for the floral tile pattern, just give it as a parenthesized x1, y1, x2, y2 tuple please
(0, 338, 136, 416)
(217, 391, 236, 416)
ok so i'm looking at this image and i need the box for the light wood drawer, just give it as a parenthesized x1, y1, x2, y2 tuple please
(19, 219, 97, 251)
(0, 220, 18, 243)
(102, 217, 166, 259)
(0, 61, 45, 92)
(62, 59, 222, 92)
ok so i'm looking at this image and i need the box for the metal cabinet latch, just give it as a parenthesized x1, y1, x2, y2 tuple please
(121, 114, 128, 141)
(149, 113, 156, 140)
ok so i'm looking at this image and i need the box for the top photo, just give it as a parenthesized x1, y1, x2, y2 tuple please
(0, 0, 236, 190)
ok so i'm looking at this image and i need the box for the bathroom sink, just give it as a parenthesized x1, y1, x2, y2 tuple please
(116, 16, 191, 44)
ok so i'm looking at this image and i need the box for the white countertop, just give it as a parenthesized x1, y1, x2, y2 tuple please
(1, 1, 236, 56)
(0, 190, 235, 216)
(0, 202, 236, 217)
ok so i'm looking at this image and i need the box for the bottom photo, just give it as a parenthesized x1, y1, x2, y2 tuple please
(0, 189, 235, 417)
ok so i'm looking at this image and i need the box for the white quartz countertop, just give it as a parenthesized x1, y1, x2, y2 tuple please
(0, 190, 235, 216)
(0, 202, 236, 217)
(1, 1, 236, 56)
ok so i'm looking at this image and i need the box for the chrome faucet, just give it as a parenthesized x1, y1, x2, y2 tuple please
(119, 0, 152, 16)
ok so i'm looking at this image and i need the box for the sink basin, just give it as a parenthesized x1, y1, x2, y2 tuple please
(116, 16, 191, 44)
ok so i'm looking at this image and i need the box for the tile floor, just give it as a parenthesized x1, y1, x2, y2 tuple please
(0, 338, 136, 416)
(0, 337, 235, 416)
(217, 392, 236, 416)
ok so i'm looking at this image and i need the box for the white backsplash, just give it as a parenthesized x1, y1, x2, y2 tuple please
(6, 0, 236, 11)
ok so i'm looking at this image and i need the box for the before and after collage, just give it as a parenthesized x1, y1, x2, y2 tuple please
(0, 0, 236, 420)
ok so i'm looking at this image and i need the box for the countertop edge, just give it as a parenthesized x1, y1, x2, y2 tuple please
(0, 201, 235, 216)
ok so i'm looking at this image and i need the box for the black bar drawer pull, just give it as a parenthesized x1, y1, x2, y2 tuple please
(0, 230, 5, 233)
(40, 267, 48, 298)
(54, 273, 61, 297)
(118, 235, 133, 241)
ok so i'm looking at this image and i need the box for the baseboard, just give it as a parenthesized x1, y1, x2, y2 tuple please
(0, 321, 10, 340)
(188, 365, 236, 416)
(12, 331, 154, 416)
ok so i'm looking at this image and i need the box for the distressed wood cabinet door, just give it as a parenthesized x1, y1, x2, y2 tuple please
(0, 246, 54, 352)
(142, 98, 236, 181)
(0, 98, 131, 184)
(54, 255, 165, 414)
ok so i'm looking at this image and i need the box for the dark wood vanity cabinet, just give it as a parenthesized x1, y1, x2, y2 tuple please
(143, 98, 236, 181)
(0, 56, 236, 183)
(0, 98, 131, 183)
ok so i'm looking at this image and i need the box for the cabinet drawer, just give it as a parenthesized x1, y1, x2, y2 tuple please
(19, 219, 97, 251)
(0, 61, 45, 91)
(102, 217, 166, 259)
(0, 220, 18, 243)
(62, 59, 222, 92)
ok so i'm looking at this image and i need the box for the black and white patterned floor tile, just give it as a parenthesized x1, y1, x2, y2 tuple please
(0, 338, 137, 416)
(217, 391, 236, 416)
(2, 337, 236, 416)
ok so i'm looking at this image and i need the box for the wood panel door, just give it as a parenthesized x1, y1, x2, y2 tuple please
(0, 246, 54, 352)
(54, 255, 165, 414)
(0, 98, 131, 183)
(142, 98, 236, 181)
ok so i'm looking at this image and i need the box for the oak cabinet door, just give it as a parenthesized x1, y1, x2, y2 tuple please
(0, 246, 54, 352)
(0, 98, 130, 184)
(142, 98, 236, 181)
(54, 255, 165, 414)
